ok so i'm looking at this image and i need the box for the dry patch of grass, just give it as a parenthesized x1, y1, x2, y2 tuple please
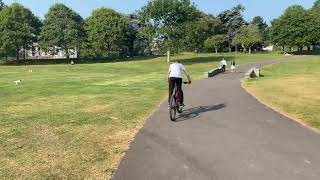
(85, 104, 112, 114)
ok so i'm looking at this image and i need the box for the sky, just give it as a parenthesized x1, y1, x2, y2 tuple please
(2, 0, 315, 23)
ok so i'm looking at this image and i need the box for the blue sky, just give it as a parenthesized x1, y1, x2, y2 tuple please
(3, 0, 315, 23)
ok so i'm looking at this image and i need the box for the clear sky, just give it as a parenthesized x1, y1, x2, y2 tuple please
(3, 0, 315, 23)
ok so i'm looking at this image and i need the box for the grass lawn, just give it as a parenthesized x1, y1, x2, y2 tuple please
(244, 58, 320, 131)
(0, 52, 284, 179)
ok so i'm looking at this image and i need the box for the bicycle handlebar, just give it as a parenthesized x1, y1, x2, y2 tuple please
(183, 82, 191, 84)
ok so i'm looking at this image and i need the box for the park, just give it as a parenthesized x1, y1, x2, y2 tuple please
(0, 0, 320, 179)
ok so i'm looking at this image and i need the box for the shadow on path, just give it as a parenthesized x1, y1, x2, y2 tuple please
(176, 103, 226, 122)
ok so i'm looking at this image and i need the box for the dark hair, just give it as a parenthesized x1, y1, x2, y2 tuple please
(177, 60, 181, 63)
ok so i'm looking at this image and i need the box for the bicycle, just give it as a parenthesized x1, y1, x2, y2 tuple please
(169, 82, 189, 121)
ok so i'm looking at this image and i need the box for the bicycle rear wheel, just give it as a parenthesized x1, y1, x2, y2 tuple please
(169, 93, 177, 121)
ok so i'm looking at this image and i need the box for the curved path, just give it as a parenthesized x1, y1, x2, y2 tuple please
(113, 57, 320, 180)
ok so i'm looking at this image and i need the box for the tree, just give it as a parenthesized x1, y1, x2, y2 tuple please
(233, 25, 262, 54)
(218, 4, 246, 52)
(270, 5, 311, 51)
(306, 9, 320, 50)
(140, 0, 201, 53)
(0, 3, 41, 60)
(251, 16, 268, 31)
(125, 13, 141, 57)
(181, 14, 221, 52)
(251, 16, 268, 49)
(85, 8, 129, 58)
(0, 0, 4, 11)
(204, 35, 224, 53)
(39, 4, 85, 59)
(313, 0, 320, 10)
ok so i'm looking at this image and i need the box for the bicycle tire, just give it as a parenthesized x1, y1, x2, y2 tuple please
(169, 85, 177, 121)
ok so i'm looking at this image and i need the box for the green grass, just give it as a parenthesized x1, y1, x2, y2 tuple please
(244, 58, 320, 130)
(0, 52, 284, 179)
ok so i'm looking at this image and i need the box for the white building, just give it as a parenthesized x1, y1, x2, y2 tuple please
(24, 43, 78, 59)
(262, 45, 274, 52)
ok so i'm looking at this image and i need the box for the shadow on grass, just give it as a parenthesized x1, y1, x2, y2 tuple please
(175, 103, 226, 122)
(180, 56, 235, 66)
(0, 55, 165, 66)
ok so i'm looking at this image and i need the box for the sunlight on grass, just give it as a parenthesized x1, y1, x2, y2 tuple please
(0, 52, 284, 179)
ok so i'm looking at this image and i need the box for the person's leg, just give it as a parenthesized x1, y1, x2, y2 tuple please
(176, 78, 183, 104)
(168, 77, 175, 104)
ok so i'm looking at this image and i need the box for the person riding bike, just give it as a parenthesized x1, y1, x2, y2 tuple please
(168, 60, 191, 107)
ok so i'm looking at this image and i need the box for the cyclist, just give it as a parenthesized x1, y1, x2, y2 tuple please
(168, 60, 191, 107)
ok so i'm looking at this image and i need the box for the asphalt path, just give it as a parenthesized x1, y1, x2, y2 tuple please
(113, 57, 320, 180)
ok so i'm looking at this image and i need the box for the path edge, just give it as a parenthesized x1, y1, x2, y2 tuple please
(241, 72, 320, 134)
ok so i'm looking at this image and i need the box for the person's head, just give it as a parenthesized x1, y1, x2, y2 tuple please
(176, 60, 181, 64)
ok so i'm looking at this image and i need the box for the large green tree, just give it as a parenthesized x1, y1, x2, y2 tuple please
(218, 4, 246, 52)
(181, 14, 221, 52)
(313, 0, 320, 10)
(85, 8, 129, 57)
(251, 16, 268, 31)
(0, 3, 41, 60)
(39, 4, 84, 59)
(251, 16, 268, 49)
(204, 35, 225, 54)
(233, 25, 262, 54)
(307, 9, 320, 50)
(140, 0, 201, 53)
(270, 5, 312, 51)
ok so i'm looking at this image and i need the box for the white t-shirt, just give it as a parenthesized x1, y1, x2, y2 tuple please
(169, 63, 185, 78)
(221, 60, 227, 66)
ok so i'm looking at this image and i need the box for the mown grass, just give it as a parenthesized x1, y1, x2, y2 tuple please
(244, 58, 320, 130)
(0, 52, 284, 179)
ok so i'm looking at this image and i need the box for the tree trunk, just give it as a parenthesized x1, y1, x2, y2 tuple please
(215, 47, 218, 54)
(228, 43, 232, 53)
(312, 44, 316, 51)
(16, 49, 20, 61)
(64, 45, 70, 60)
(249, 46, 252, 54)
(307, 46, 311, 51)
(241, 44, 246, 53)
(23, 49, 26, 60)
(235, 45, 238, 52)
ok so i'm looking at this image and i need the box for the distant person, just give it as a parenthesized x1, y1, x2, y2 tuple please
(220, 58, 227, 72)
(168, 60, 191, 107)
(231, 60, 236, 72)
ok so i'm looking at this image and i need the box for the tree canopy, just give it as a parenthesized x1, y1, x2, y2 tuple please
(218, 4, 246, 52)
(0, 3, 41, 60)
(313, 0, 320, 9)
(39, 3, 85, 59)
(204, 35, 225, 54)
(233, 25, 262, 53)
(270, 5, 313, 50)
(85, 8, 129, 57)
(140, 0, 202, 52)
(0, 0, 4, 11)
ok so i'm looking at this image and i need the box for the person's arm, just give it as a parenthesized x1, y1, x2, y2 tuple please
(168, 65, 171, 82)
(183, 69, 191, 84)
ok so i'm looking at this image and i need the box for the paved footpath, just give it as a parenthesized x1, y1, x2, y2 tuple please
(113, 57, 320, 180)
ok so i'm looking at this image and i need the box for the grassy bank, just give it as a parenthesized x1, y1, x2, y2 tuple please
(0, 52, 284, 179)
(244, 58, 320, 131)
